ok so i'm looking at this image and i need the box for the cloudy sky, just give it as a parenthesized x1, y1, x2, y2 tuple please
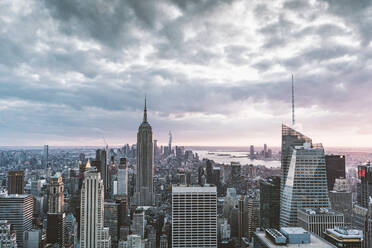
(1, 0, 372, 147)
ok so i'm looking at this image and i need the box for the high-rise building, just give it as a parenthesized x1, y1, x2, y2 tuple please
(264, 144, 268, 157)
(135, 99, 154, 206)
(172, 185, 217, 247)
(0, 194, 33, 248)
(96, 149, 109, 197)
(297, 208, 344, 237)
(357, 162, 372, 208)
(260, 176, 280, 229)
(231, 162, 241, 189)
(206, 160, 213, 184)
(104, 201, 119, 246)
(131, 208, 145, 238)
(160, 234, 168, 248)
(117, 158, 128, 196)
(80, 169, 111, 248)
(212, 167, 221, 187)
(325, 155, 345, 191)
(238, 196, 244, 242)
(47, 213, 65, 247)
(0, 220, 17, 247)
(245, 195, 260, 240)
(168, 130, 172, 155)
(7, 170, 24, 194)
(48, 175, 64, 213)
(329, 178, 352, 224)
(65, 213, 78, 247)
(250, 145, 255, 159)
(280, 124, 330, 227)
(43, 144, 49, 167)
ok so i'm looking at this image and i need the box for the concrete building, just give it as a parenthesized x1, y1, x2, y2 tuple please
(297, 208, 344, 237)
(280, 125, 330, 227)
(117, 158, 128, 195)
(172, 185, 217, 248)
(24, 229, 42, 248)
(329, 178, 352, 224)
(104, 201, 119, 246)
(135, 99, 154, 206)
(7, 171, 24, 194)
(48, 175, 64, 213)
(0, 194, 33, 248)
(131, 208, 145, 238)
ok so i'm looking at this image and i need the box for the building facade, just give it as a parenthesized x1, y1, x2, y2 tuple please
(7, 171, 24, 195)
(325, 155, 346, 191)
(260, 176, 280, 229)
(172, 185, 217, 247)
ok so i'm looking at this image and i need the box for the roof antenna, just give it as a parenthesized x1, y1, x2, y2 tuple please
(292, 74, 295, 126)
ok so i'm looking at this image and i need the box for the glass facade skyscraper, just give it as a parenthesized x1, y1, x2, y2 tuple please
(280, 124, 330, 227)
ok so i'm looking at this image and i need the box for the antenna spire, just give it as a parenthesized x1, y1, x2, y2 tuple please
(143, 96, 147, 123)
(292, 74, 295, 126)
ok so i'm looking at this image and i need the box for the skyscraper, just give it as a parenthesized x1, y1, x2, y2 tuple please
(96, 149, 109, 196)
(135, 99, 154, 206)
(117, 158, 128, 196)
(80, 169, 111, 248)
(357, 162, 372, 208)
(47, 175, 65, 247)
(250, 145, 255, 159)
(43, 144, 49, 167)
(172, 185, 217, 247)
(260, 176, 280, 229)
(280, 124, 330, 227)
(325, 155, 346, 191)
(0, 194, 33, 248)
(168, 130, 172, 155)
(7, 170, 24, 194)
(206, 159, 213, 184)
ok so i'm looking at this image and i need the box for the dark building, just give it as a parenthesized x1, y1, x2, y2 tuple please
(206, 160, 213, 184)
(212, 167, 221, 187)
(325, 155, 345, 190)
(96, 149, 109, 197)
(198, 166, 204, 185)
(47, 213, 65, 247)
(260, 176, 280, 229)
(357, 162, 372, 208)
(7, 170, 24, 194)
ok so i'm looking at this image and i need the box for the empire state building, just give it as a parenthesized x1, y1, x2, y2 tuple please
(135, 98, 154, 206)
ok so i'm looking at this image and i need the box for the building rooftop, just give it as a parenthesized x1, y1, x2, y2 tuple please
(254, 231, 336, 248)
(299, 208, 342, 216)
(172, 185, 216, 193)
(0, 194, 32, 199)
(280, 227, 308, 235)
(325, 227, 362, 239)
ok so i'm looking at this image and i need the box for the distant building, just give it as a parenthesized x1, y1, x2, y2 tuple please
(325, 155, 345, 191)
(324, 227, 362, 248)
(104, 201, 119, 246)
(260, 176, 280, 229)
(280, 125, 330, 227)
(250, 145, 255, 158)
(206, 160, 213, 184)
(48, 175, 64, 213)
(96, 149, 109, 197)
(7, 170, 24, 194)
(329, 178, 352, 224)
(43, 144, 49, 167)
(0, 194, 33, 248)
(231, 162, 241, 189)
(253, 227, 335, 248)
(297, 208, 344, 237)
(172, 185, 217, 248)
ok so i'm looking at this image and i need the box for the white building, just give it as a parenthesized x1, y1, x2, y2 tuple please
(172, 185, 217, 248)
(80, 169, 111, 248)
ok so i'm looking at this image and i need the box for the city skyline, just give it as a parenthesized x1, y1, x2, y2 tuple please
(1, 0, 372, 147)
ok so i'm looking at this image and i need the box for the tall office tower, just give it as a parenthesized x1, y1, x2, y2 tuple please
(47, 175, 65, 247)
(223, 164, 231, 184)
(198, 166, 204, 185)
(280, 124, 330, 227)
(212, 167, 221, 187)
(260, 176, 281, 229)
(325, 155, 346, 190)
(153, 139, 158, 160)
(160, 234, 168, 248)
(231, 162, 241, 189)
(250, 145, 255, 158)
(357, 162, 372, 208)
(168, 130, 172, 154)
(104, 201, 119, 245)
(96, 149, 109, 197)
(245, 195, 260, 240)
(297, 208, 344, 237)
(7, 170, 24, 194)
(117, 158, 128, 195)
(172, 185, 217, 248)
(132, 208, 145, 238)
(135, 99, 154, 206)
(206, 160, 213, 184)
(80, 169, 111, 248)
(329, 178, 352, 224)
(238, 196, 244, 242)
(65, 213, 78, 247)
(43, 144, 49, 167)
(48, 175, 64, 213)
(264, 144, 268, 157)
(0, 220, 17, 247)
(0, 194, 33, 248)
